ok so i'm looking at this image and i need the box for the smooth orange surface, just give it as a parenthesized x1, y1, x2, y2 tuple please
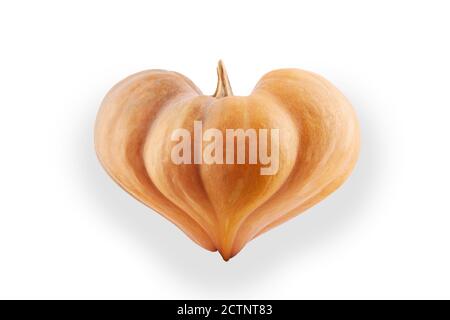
(95, 62, 360, 260)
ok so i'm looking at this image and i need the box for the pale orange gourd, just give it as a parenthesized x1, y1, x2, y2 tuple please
(94, 61, 360, 260)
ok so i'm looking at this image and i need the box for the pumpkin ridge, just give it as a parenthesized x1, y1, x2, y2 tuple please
(143, 96, 221, 249)
(228, 148, 301, 256)
(220, 94, 300, 258)
(230, 74, 358, 255)
(96, 70, 216, 251)
(257, 144, 360, 237)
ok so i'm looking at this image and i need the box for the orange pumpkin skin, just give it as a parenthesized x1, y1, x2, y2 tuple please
(95, 62, 359, 260)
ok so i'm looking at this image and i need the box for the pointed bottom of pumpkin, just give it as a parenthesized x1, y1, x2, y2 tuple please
(219, 251, 232, 262)
(217, 247, 240, 262)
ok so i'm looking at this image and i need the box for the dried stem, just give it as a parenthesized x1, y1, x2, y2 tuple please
(213, 60, 233, 98)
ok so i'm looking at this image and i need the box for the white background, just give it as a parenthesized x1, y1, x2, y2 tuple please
(1, 0, 449, 299)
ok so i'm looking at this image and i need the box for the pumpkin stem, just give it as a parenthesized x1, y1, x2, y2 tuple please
(213, 60, 233, 98)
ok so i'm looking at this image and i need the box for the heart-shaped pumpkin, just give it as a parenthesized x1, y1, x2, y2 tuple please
(95, 61, 359, 260)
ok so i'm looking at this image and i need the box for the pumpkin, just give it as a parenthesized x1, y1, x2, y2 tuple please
(94, 61, 360, 261)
